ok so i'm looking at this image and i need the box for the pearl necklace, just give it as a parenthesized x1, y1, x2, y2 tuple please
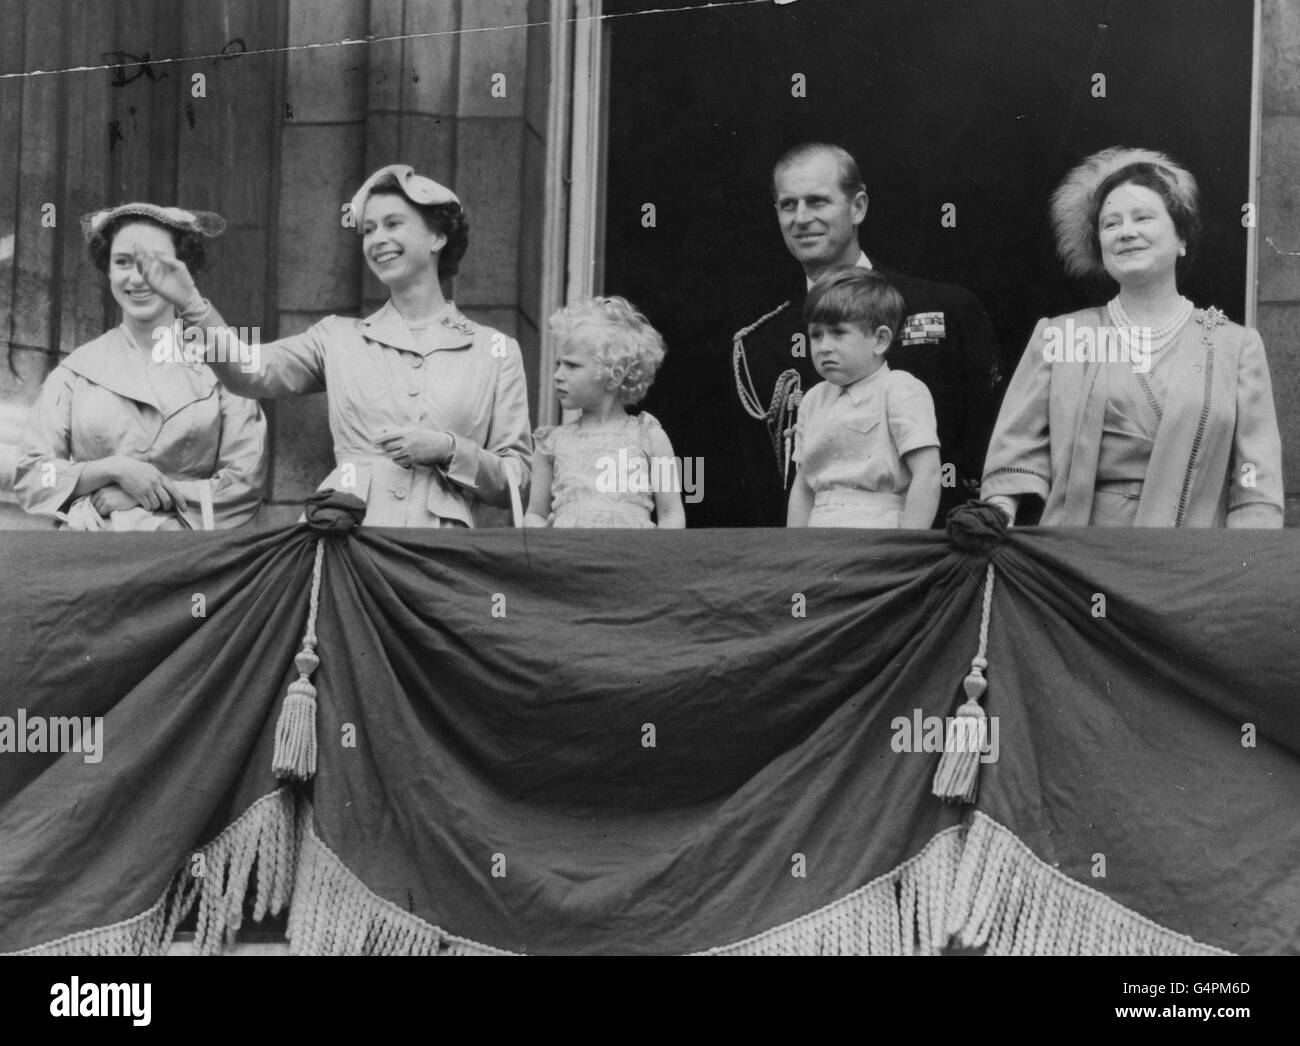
(1107, 295, 1195, 360)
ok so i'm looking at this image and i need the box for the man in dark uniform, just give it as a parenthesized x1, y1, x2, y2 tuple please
(731, 142, 1002, 527)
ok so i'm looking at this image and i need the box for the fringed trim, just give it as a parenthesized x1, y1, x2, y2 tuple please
(946, 812, 1231, 956)
(697, 825, 964, 956)
(185, 787, 300, 954)
(8, 803, 1232, 956)
(6, 788, 298, 956)
(287, 805, 512, 955)
(289, 810, 963, 956)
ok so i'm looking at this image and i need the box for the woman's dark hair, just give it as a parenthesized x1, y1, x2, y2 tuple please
(87, 215, 208, 275)
(366, 175, 470, 281)
(1089, 162, 1202, 275)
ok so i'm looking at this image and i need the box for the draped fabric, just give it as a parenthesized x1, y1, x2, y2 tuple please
(1, 526, 1297, 955)
(0, 529, 315, 952)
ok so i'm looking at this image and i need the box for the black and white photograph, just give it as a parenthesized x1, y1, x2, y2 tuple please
(0, 0, 1296, 1014)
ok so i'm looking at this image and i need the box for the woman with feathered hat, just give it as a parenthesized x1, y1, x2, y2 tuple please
(981, 147, 1283, 527)
(14, 204, 267, 530)
(122, 164, 532, 528)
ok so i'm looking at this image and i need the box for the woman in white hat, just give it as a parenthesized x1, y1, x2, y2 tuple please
(14, 204, 266, 530)
(128, 164, 532, 528)
(981, 147, 1283, 527)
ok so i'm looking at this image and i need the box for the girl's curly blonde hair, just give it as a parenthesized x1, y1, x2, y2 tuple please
(549, 296, 666, 405)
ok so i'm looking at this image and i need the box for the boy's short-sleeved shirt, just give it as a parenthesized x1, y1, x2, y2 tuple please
(794, 363, 939, 495)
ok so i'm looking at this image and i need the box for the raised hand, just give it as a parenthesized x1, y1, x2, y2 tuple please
(132, 245, 199, 311)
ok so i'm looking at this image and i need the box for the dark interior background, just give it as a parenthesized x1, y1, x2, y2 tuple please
(602, 0, 1255, 526)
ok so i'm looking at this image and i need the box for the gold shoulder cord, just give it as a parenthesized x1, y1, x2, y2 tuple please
(731, 301, 803, 486)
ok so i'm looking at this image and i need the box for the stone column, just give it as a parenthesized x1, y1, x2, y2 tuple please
(266, 0, 371, 524)
(1259, 0, 1300, 525)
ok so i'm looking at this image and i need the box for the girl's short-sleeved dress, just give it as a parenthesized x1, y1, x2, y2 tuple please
(533, 412, 667, 528)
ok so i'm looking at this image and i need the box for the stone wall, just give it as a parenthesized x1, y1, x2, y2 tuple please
(1260, 0, 1300, 525)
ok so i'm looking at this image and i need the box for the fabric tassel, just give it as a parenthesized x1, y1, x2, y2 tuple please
(933, 564, 995, 803)
(273, 541, 325, 781)
(272, 665, 318, 782)
(932, 661, 988, 803)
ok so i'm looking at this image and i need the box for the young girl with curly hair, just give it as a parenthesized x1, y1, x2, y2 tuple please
(525, 297, 686, 528)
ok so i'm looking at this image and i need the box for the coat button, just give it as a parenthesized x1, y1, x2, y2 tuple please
(408, 356, 424, 369)
(392, 487, 407, 499)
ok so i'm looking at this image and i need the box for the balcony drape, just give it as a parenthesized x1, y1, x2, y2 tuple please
(2, 526, 1297, 954)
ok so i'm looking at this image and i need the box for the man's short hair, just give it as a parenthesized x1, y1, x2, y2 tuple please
(771, 143, 867, 201)
(804, 267, 905, 345)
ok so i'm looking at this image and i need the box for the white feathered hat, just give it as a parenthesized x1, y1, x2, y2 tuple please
(1050, 146, 1198, 279)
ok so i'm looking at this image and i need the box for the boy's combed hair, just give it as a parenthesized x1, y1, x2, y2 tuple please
(549, 296, 666, 404)
(804, 267, 905, 342)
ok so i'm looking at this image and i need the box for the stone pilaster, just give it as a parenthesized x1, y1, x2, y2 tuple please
(1259, 0, 1300, 525)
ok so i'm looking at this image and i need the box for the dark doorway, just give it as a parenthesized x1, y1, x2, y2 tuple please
(602, 0, 1255, 526)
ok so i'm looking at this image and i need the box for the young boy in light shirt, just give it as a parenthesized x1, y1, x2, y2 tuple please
(787, 267, 942, 528)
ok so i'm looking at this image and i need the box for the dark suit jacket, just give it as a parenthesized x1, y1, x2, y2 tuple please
(726, 266, 1003, 527)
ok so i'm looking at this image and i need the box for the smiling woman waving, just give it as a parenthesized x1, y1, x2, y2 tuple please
(981, 147, 1283, 528)
(128, 164, 532, 528)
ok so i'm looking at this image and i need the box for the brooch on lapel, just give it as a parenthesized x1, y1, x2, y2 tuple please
(1195, 305, 1226, 345)
(900, 311, 946, 346)
(441, 310, 476, 336)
